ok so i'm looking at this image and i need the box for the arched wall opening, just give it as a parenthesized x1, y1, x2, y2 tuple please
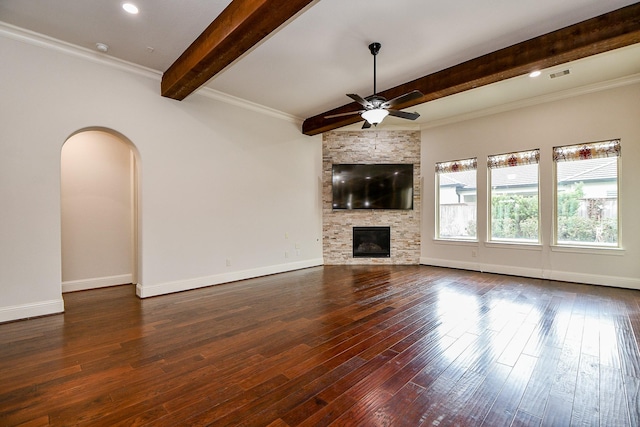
(61, 128, 141, 292)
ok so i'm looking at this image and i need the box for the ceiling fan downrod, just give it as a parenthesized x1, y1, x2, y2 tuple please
(369, 42, 381, 96)
(323, 41, 421, 128)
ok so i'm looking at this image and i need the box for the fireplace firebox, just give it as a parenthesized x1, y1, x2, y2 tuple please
(353, 226, 391, 258)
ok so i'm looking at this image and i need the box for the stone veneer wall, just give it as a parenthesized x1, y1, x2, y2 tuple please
(323, 130, 421, 264)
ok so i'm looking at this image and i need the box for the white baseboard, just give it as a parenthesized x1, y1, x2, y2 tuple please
(62, 274, 133, 293)
(542, 270, 640, 290)
(0, 299, 65, 323)
(136, 259, 324, 298)
(420, 257, 640, 290)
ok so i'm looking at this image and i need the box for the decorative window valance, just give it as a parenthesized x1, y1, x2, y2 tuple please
(487, 149, 540, 169)
(553, 139, 621, 162)
(435, 158, 477, 174)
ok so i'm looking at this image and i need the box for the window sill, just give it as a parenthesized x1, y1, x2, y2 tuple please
(433, 239, 479, 247)
(551, 245, 625, 256)
(484, 241, 542, 251)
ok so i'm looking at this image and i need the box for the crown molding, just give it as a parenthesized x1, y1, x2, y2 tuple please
(0, 21, 161, 80)
(0, 21, 301, 124)
(5, 20, 635, 131)
(196, 87, 303, 124)
(421, 72, 640, 130)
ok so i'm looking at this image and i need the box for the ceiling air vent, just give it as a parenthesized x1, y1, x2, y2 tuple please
(550, 69, 571, 79)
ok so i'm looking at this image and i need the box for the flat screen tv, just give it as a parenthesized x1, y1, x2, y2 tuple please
(332, 164, 414, 210)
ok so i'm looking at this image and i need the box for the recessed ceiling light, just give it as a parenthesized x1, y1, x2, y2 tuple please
(529, 70, 542, 78)
(95, 42, 109, 52)
(122, 3, 139, 14)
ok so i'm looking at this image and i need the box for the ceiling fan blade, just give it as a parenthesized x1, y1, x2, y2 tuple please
(362, 120, 372, 129)
(325, 110, 364, 119)
(381, 90, 423, 109)
(347, 93, 373, 108)
(387, 109, 420, 120)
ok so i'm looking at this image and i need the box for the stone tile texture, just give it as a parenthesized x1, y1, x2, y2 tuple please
(323, 130, 421, 264)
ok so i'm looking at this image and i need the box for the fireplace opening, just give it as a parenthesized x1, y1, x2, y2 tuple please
(353, 226, 391, 258)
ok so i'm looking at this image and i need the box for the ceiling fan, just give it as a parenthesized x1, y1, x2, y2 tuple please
(326, 42, 423, 128)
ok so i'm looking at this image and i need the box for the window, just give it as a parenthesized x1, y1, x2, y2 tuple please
(554, 139, 620, 247)
(488, 149, 540, 243)
(436, 158, 477, 240)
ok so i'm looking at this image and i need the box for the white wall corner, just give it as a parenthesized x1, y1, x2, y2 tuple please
(136, 259, 324, 298)
(0, 299, 65, 323)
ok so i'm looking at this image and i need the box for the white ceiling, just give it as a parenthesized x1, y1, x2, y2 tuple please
(1, 0, 639, 126)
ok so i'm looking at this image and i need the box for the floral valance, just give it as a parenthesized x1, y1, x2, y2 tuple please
(435, 158, 477, 174)
(553, 139, 621, 162)
(487, 149, 540, 169)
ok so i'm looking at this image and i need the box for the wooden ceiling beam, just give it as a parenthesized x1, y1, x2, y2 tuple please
(161, 0, 317, 100)
(302, 3, 640, 136)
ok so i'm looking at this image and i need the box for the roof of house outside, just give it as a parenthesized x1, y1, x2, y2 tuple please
(438, 157, 617, 190)
(557, 157, 617, 184)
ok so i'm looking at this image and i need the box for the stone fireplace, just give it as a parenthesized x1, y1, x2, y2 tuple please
(322, 130, 421, 265)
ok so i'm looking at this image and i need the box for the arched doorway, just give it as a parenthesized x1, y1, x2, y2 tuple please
(61, 128, 140, 292)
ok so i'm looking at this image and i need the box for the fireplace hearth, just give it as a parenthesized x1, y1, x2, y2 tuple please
(353, 226, 391, 258)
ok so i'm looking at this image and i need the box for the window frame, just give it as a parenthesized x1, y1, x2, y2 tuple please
(553, 139, 621, 249)
(487, 149, 541, 244)
(435, 158, 478, 241)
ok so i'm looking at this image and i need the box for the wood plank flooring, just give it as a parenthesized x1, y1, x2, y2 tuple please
(1, 265, 640, 426)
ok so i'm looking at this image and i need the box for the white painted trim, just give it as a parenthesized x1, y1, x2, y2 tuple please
(421, 73, 640, 130)
(483, 242, 543, 251)
(420, 257, 640, 290)
(197, 88, 302, 124)
(5, 21, 637, 132)
(420, 257, 502, 275)
(550, 245, 625, 256)
(543, 270, 640, 290)
(0, 299, 64, 323)
(0, 22, 300, 125)
(62, 274, 133, 293)
(0, 22, 159, 80)
(136, 259, 324, 298)
(432, 239, 479, 247)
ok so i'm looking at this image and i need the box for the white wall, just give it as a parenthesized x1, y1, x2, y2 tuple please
(0, 26, 323, 322)
(421, 81, 640, 289)
(3, 24, 637, 324)
(61, 130, 134, 291)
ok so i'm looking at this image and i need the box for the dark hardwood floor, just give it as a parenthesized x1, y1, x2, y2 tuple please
(1, 265, 640, 426)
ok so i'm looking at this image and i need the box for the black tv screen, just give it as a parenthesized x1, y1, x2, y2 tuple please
(332, 164, 414, 210)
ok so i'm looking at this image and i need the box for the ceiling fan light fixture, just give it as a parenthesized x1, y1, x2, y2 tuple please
(323, 42, 423, 128)
(362, 108, 388, 125)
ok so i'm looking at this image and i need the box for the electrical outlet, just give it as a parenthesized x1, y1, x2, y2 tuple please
(285, 251, 289, 258)
(226, 258, 232, 266)
(471, 250, 477, 258)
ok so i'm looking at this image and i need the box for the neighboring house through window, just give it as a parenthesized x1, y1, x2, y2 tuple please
(488, 149, 540, 243)
(436, 158, 477, 240)
(554, 139, 620, 247)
